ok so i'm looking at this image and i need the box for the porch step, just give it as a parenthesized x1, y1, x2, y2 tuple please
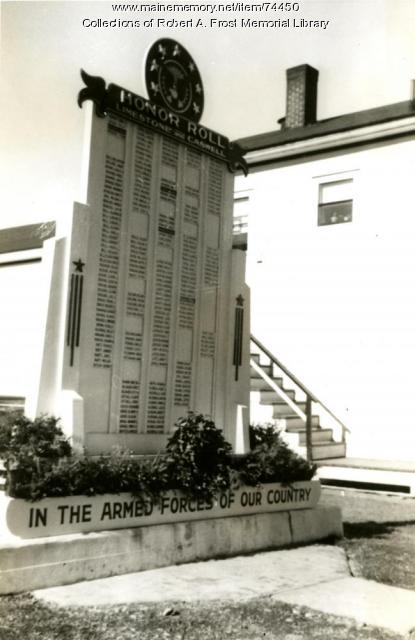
(260, 389, 296, 404)
(250, 353, 266, 365)
(284, 415, 320, 430)
(250, 376, 284, 391)
(298, 428, 334, 445)
(250, 365, 275, 379)
(283, 428, 335, 450)
(272, 402, 306, 418)
(310, 442, 346, 461)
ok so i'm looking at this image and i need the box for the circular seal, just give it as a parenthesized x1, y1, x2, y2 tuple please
(145, 39, 204, 123)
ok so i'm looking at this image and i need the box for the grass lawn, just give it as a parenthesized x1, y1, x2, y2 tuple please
(0, 593, 403, 640)
(321, 488, 415, 590)
(0, 488, 414, 640)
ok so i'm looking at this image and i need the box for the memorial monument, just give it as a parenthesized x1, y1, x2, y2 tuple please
(30, 39, 250, 455)
(0, 45, 345, 595)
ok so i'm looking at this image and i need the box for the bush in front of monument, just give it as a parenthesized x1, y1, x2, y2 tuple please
(0, 414, 316, 502)
(0, 414, 71, 499)
(165, 413, 233, 502)
(26, 448, 145, 500)
(235, 424, 317, 486)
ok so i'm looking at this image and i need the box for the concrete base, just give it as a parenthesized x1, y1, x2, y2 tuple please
(0, 506, 342, 595)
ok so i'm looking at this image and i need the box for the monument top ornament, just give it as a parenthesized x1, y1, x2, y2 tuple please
(78, 39, 247, 175)
(145, 39, 204, 123)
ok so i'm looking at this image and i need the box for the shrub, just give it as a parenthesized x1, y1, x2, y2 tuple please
(165, 413, 233, 501)
(237, 424, 317, 486)
(0, 414, 72, 499)
(0, 414, 316, 501)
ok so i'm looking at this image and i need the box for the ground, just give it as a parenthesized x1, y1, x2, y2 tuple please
(0, 487, 414, 640)
(321, 488, 415, 591)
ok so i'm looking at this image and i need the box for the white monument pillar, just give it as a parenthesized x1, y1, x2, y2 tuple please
(37, 40, 250, 455)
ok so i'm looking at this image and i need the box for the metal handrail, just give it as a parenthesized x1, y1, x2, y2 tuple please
(251, 335, 317, 401)
(251, 334, 349, 461)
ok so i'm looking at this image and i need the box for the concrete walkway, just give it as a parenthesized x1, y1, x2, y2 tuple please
(34, 544, 415, 636)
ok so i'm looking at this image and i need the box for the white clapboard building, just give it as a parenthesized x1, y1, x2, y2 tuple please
(235, 64, 415, 483)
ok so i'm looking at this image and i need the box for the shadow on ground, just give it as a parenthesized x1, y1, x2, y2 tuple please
(343, 520, 415, 539)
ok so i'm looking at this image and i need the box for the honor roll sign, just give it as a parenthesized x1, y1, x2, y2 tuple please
(53, 40, 249, 455)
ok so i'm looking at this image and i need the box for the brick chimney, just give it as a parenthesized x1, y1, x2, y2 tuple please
(285, 64, 319, 129)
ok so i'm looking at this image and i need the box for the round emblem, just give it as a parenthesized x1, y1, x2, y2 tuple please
(145, 39, 204, 122)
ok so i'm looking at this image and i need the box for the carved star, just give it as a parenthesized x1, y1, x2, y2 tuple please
(150, 59, 159, 72)
(151, 81, 160, 94)
(193, 102, 200, 114)
(195, 83, 202, 94)
(236, 294, 244, 306)
(73, 259, 85, 273)
(158, 44, 166, 57)
(189, 62, 195, 71)
(173, 44, 181, 56)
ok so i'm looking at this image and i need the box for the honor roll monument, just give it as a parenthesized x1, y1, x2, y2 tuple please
(0, 43, 344, 595)
(34, 39, 250, 455)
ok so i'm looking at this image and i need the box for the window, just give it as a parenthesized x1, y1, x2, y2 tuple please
(318, 179, 353, 226)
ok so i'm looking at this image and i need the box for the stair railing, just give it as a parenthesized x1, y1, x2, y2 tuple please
(250, 334, 350, 462)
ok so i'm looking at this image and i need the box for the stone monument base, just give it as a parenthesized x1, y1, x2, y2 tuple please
(0, 506, 342, 595)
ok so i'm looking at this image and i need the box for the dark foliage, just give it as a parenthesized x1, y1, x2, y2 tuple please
(0, 414, 71, 498)
(0, 415, 316, 501)
(237, 424, 317, 485)
(165, 413, 233, 501)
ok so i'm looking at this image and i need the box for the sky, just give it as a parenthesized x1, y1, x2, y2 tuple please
(1, 0, 415, 228)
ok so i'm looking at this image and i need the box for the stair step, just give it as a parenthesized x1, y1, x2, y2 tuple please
(272, 402, 306, 418)
(298, 428, 334, 445)
(250, 353, 267, 365)
(259, 389, 296, 404)
(250, 364, 274, 379)
(250, 376, 284, 391)
(285, 415, 320, 430)
(311, 442, 346, 461)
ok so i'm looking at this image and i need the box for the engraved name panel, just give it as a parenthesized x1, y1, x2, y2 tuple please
(119, 380, 140, 433)
(124, 331, 142, 361)
(174, 361, 192, 406)
(93, 144, 125, 368)
(129, 235, 147, 279)
(146, 381, 167, 433)
(200, 331, 215, 358)
(204, 247, 219, 287)
(133, 128, 154, 214)
(151, 260, 173, 366)
(207, 159, 224, 217)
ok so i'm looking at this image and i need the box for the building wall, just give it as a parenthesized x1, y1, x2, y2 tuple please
(0, 244, 56, 402)
(236, 136, 415, 460)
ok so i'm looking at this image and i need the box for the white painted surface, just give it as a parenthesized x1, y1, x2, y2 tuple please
(237, 135, 415, 461)
(0, 250, 49, 400)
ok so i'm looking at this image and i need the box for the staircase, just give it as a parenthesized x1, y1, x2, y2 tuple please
(250, 336, 347, 462)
